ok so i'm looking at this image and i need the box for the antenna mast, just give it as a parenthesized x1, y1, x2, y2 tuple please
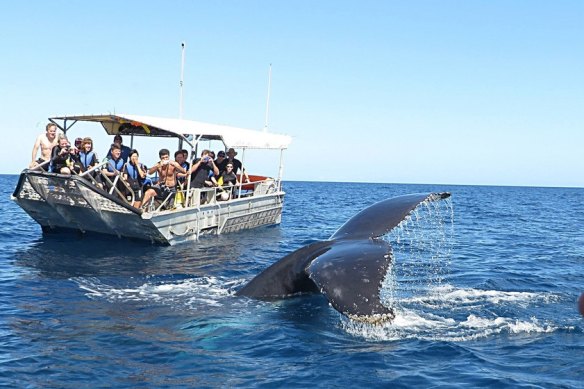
(264, 63, 272, 132)
(179, 41, 186, 119)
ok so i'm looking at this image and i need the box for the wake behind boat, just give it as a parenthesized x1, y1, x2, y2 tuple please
(12, 114, 291, 245)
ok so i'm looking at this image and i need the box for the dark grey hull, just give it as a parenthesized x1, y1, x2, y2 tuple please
(12, 171, 284, 245)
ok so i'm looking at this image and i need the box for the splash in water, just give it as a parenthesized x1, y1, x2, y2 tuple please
(342, 198, 566, 341)
(380, 196, 454, 311)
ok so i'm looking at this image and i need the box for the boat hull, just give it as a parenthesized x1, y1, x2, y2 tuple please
(12, 171, 284, 245)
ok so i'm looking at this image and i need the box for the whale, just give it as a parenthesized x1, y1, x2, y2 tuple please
(236, 192, 451, 324)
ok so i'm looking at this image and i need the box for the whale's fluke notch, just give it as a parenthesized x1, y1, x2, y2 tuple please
(237, 192, 451, 324)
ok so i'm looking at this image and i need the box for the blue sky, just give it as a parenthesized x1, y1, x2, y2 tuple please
(1, 1, 582, 187)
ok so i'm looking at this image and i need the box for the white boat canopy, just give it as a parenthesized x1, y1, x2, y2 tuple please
(49, 114, 292, 150)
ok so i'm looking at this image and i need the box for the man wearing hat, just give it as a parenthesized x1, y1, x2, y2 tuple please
(221, 148, 249, 182)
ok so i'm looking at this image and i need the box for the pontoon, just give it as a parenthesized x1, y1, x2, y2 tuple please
(12, 114, 292, 245)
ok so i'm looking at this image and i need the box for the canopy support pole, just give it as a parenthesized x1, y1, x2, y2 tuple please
(179, 41, 186, 120)
(277, 149, 284, 192)
(264, 63, 272, 133)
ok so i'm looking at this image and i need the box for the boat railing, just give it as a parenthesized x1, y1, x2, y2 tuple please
(153, 190, 175, 213)
(78, 160, 108, 178)
(95, 167, 135, 206)
(77, 161, 109, 189)
(76, 161, 137, 206)
(25, 159, 134, 205)
(141, 177, 279, 212)
(28, 159, 51, 172)
(23, 164, 278, 214)
(176, 177, 279, 209)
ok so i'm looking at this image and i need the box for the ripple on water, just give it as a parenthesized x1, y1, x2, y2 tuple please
(2, 179, 584, 387)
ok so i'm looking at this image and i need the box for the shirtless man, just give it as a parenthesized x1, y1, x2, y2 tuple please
(141, 149, 186, 208)
(29, 123, 62, 168)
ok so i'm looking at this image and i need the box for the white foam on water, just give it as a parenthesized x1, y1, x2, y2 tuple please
(342, 284, 563, 342)
(71, 276, 247, 309)
(404, 284, 560, 307)
(342, 310, 559, 342)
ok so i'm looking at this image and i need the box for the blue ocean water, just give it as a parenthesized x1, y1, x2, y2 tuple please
(1, 175, 583, 388)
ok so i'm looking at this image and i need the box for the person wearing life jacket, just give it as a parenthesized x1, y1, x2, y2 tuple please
(106, 134, 132, 163)
(78, 137, 106, 187)
(122, 149, 149, 208)
(79, 137, 98, 171)
(102, 143, 125, 192)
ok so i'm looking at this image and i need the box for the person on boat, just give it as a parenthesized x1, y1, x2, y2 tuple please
(211, 162, 237, 186)
(78, 137, 103, 185)
(102, 143, 125, 190)
(141, 148, 186, 209)
(207, 151, 218, 181)
(174, 149, 191, 207)
(68, 142, 83, 174)
(211, 162, 238, 200)
(221, 148, 250, 182)
(49, 134, 75, 174)
(214, 150, 227, 173)
(123, 149, 149, 208)
(79, 137, 99, 171)
(29, 123, 63, 169)
(175, 149, 190, 186)
(189, 149, 219, 189)
(74, 137, 83, 150)
(188, 149, 220, 205)
(106, 134, 132, 163)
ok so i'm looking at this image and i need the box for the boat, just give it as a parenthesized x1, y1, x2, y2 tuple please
(12, 114, 292, 245)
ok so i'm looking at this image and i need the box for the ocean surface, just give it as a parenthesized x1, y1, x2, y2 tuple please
(0, 175, 583, 388)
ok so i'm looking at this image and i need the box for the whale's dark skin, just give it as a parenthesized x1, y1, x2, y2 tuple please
(236, 192, 451, 323)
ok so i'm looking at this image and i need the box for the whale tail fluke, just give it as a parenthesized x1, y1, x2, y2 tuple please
(237, 192, 451, 324)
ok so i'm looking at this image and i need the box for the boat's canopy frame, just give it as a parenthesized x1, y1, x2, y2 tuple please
(49, 113, 291, 187)
(49, 114, 292, 150)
